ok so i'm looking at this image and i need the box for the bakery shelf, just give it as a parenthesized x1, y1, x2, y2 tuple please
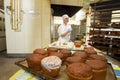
(93, 8, 120, 12)
(93, 45, 109, 52)
(112, 26, 120, 29)
(91, 12, 120, 16)
(91, 26, 109, 29)
(90, 1, 120, 12)
(90, 1, 120, 8)
(112, 38, 120, 45)
(91, 41, 111, 45)
(91, 17, 120, 20)
(89, 1, 120, 61)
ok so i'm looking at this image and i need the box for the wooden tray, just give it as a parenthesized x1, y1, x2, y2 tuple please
(15, 59, 117, 80)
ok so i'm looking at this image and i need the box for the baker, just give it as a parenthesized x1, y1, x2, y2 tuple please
(57, 14, 72, 42)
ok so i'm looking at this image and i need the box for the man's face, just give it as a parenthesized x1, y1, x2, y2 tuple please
(63, 18, 69, 24)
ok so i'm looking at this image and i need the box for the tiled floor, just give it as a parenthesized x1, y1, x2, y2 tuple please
(0, 51, 24, 80)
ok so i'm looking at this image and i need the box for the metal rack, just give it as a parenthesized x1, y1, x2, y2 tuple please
(89, 1, 120, 61)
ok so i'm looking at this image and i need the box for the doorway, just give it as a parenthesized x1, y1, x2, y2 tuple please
(0, 1, 6, 52)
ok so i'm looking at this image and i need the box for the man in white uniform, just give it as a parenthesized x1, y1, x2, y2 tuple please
(58, 14, 72, 42)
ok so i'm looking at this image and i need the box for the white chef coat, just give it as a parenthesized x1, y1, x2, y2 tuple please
(58, 23, 72, 42)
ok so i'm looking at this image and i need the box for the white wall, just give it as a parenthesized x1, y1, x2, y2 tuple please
(4, 0, 51, 54)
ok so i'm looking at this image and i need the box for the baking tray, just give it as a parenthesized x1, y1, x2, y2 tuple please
(48, 42, 85, 51)
(15, 59, 117, 80)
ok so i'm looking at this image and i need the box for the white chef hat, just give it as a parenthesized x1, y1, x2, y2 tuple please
(62, 14, 69, 20)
